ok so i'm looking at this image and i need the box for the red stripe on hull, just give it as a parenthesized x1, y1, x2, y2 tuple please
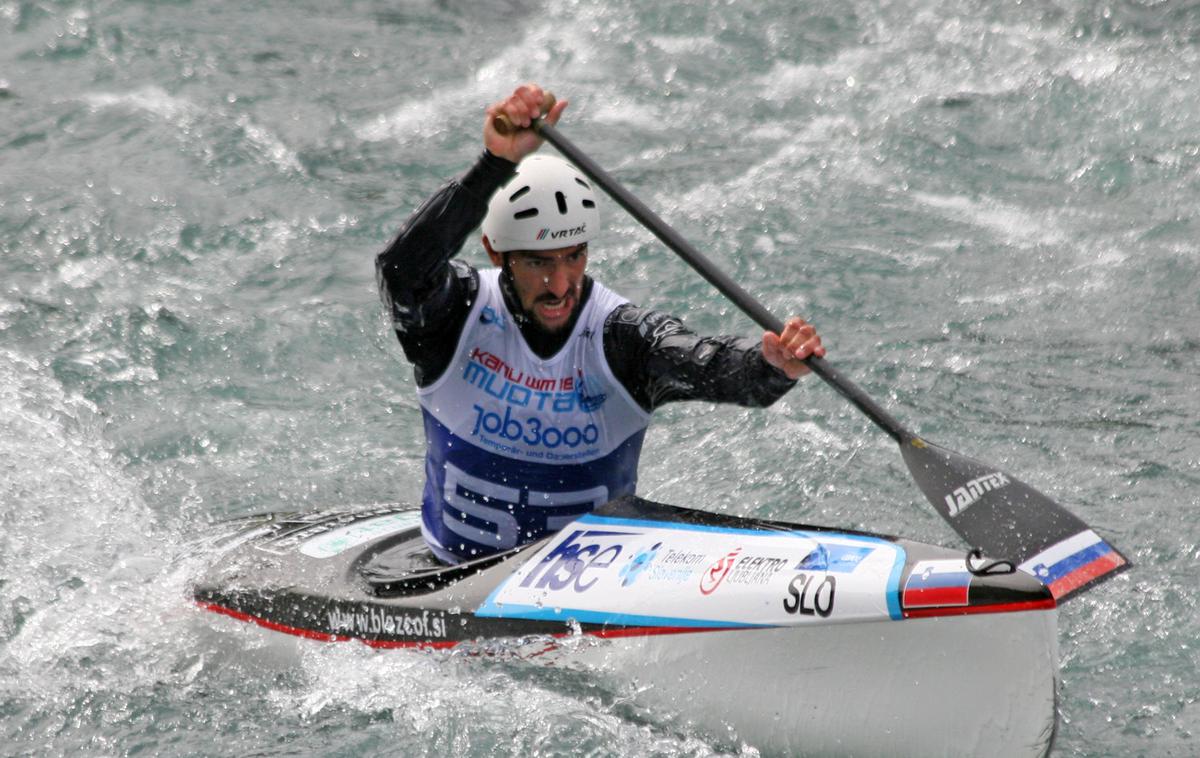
(196, 601, 740, 648)
(587, 625, 736, 639)
(196, 601, 460, 649)
(199, 599, 1053, 643)
(903, 598, 1056, 619)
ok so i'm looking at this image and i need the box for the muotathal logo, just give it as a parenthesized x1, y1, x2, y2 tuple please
(535, 223, 588, 242)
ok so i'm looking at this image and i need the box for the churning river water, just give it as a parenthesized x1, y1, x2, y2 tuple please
(2, 1, 1198, 755)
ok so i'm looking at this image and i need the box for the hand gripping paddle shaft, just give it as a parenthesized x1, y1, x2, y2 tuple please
(505, 102, 1129, 601)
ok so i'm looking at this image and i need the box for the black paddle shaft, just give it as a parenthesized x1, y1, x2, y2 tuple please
(536, 121, 908, 443)
(532, 118, 1130, 598)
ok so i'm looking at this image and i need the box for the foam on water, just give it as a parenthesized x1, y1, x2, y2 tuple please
(82, 87, 200, 123)
(0, 348, 211, 751)
(2, 0, 1198, 755)
(909, 191, 1070, 249)
(264, 640, 747, 757)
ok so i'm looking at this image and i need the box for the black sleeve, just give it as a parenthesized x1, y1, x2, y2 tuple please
(603, 304, 798, 412)
(375, 151, 517, 387)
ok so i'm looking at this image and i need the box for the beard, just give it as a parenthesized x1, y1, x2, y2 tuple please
(528, 290, 579, 333)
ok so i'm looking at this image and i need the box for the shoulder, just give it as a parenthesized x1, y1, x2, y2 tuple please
(603, 304, 688, 342)
(601, 305, 696, 376)
(450, 259, 481, 292)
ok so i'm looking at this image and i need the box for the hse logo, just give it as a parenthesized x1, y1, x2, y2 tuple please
(535, 223, 587, 241)
(520, 528, 638, 593)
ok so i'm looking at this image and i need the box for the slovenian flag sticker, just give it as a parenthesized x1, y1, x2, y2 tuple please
(1018, 529, 1127, 600)
(903, 559, 972, 608)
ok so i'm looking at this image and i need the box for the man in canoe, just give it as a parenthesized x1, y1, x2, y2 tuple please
(377, 83, 825, 564)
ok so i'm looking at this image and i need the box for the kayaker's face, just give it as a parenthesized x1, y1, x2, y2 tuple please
(499, 244, 588, 333)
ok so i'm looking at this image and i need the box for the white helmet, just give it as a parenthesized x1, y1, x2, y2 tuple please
(482, 155, 600, 252)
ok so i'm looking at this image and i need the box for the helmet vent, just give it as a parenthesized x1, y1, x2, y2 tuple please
(481, 155, 599, 252)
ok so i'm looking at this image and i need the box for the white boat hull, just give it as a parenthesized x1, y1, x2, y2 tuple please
(195, 498, 1061, 755)
(551, 609, 1058, 757)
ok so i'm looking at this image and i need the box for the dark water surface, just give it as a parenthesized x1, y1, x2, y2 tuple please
(2, 1, 1197, 755)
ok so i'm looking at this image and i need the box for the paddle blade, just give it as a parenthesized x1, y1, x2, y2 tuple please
(900, 436, 1129, 602)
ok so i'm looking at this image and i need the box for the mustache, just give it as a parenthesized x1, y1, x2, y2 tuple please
(534, 291, 575, 304)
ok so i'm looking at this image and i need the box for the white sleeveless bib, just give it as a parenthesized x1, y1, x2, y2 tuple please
(417, 269, 650, 562)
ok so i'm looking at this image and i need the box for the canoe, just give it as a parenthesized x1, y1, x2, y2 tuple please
(194, 495, 1058, 757)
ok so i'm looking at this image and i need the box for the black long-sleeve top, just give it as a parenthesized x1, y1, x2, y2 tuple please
(376, 151, 797, 412)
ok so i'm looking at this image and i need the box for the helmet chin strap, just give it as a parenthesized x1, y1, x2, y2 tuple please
(498, 252, 533, 328)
